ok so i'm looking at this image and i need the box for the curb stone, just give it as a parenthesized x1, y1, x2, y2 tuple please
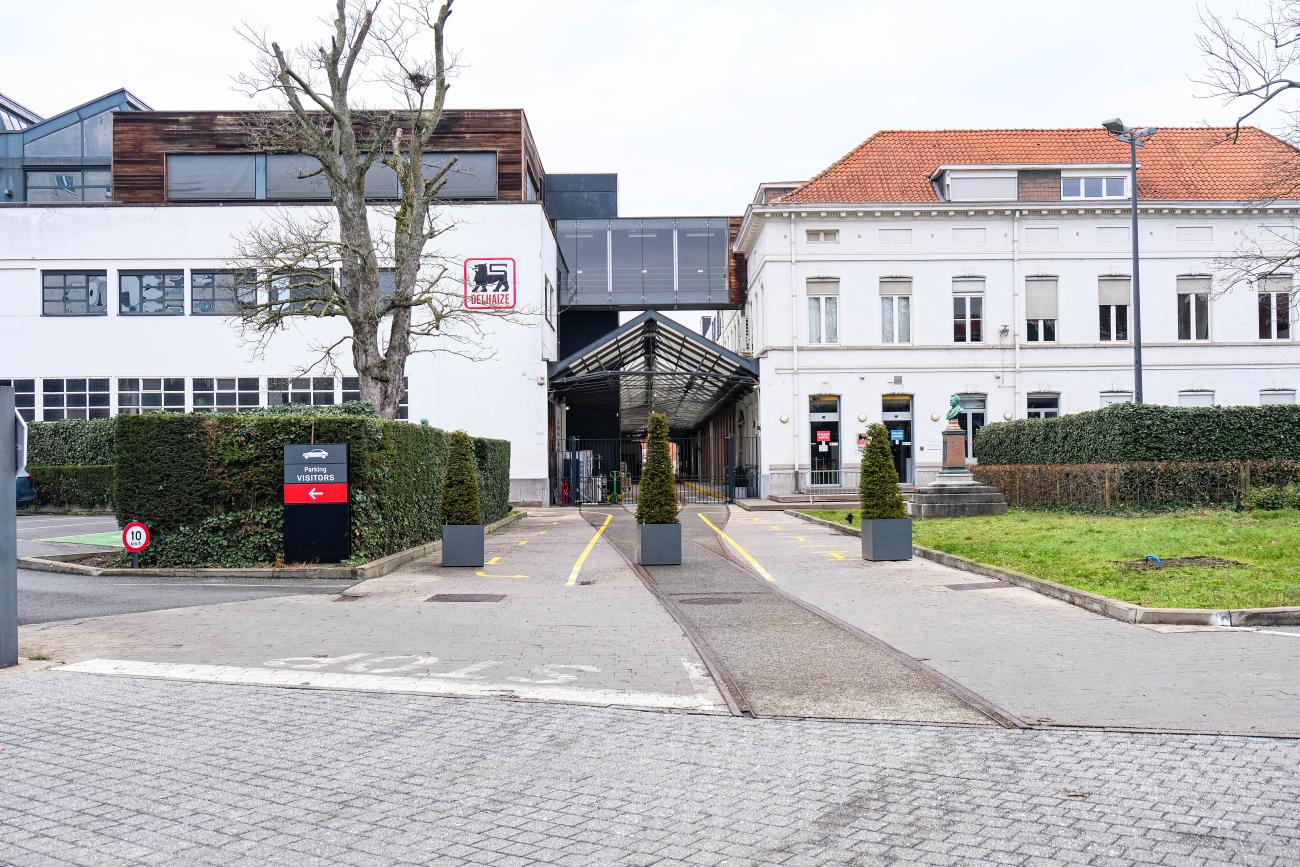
(783, 509, 1300, 627)
(17, 510, 527, 581)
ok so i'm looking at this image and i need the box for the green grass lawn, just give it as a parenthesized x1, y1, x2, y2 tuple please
(800, 508, 1300, 610)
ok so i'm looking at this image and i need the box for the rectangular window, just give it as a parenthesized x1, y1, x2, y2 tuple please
(191, 270, 256, 315)
(1062, 176, 1126, 199)
(952, 278, 984, 343)
(119, 271, 185, 316)
(42, 271, 107, 316)
(1100, 391, 1133, 406)
(271, 269, 335, 315)
(1098, 276, 1130, 341)
(166, 154, 258, 201)
(807, 279, 839, 345)
(1025, 277, 1058, 342)
(192, 377, 261, 412)
(957, 393, 986, 455)
(341, 376, 409, 418)
(1261, 389, 1296, 405)
(1176, 276, 1211, 341)
(117, 378, 185, 414)
(1027, 393, 1059, 419)
(25, 169, 111, 202)
(268, 377, 337, 407)
(1258, 275, 1292, 340)
(0, 379, 37, 421)
(880, 278, 911, 344)
(1178, 390, 1215, 407)
(806, 229, 839, 244)
(41, 378, 110, 421)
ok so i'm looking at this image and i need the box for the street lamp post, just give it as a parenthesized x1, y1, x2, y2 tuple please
(1102, 119, 1157, 404)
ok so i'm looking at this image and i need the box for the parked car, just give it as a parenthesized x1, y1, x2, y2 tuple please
(16, 470, 36, 508)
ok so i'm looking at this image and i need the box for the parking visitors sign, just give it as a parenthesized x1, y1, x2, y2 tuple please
(283, 444, 350, 563)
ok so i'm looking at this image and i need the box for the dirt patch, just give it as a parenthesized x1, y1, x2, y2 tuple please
(55, 552, 126, 569)
(1124, 556, 1244, 570)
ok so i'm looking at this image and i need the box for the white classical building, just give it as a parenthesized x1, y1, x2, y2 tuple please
(723, 128, 1300, 492)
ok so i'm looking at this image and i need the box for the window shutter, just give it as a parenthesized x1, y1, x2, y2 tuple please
(879, 277, 912, 296)
(1177, 276, 1212, 295)
(807, 278, 839, 296)
(1025, 277, 1058, 319)
(1261, 274, 1292, 294)
(1098, 276, 1130, 306)
(952, 277, 985, 294)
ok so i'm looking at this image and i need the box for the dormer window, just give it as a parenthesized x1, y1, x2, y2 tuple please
(942, 171, 1017, 202)
(1062, 176, 1126, 199)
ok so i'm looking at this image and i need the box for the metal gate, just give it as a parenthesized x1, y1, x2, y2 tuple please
(551, 436, 758, 506)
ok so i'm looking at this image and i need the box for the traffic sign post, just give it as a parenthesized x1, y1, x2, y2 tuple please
(122, 521, 150, 569)
(1, 386, 17, 667)
(283, 443, 350, 564)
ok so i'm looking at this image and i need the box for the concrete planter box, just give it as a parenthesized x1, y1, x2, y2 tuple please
(442, 524, 485, 567)
(638, 522, 682, 566)
(861, 518, 912, 561)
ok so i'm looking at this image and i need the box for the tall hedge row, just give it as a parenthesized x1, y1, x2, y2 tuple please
(27, 419, 116, 466)
(973, 403, 1300, 465)
(26, 465, 115, 509)
(112, 413, 509, 567)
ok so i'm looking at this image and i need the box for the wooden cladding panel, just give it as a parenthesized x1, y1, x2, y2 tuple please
(112, 109, 533, 204)
(728, 216, 747, 305)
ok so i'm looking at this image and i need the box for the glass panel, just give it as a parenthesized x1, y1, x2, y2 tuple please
(1027, 320, 1039, 342)
(824, 297, 838, 343)
(1043, 319, 1056, 341)
(953, 296, 966, 342)
(676, 219, 727, 302)
(266, 154, 332, 200)
(27, 187, 79, 203)
(1195, 293, 1209, 340)
(1260, 292, 1273, 339)
(1116, 305, 1128, 340)
(1084, 177, 1103, 197)
(559, 221, 608, 298)
(897, 296, 910, 343)
(81, 110, 113, 158)
(881, 296, 894, 343)
(969, 296, 983, 342)
(1178, 293, 1192, 340)
(420, 152, 498, 199)
(166, 154, 257, 200)
(1099, 305, 1111, 341)
(808, 297, 822, 344)
(1104, 177, 1125, 197)
(1278, 293, 1291, 339)
(1061, 177, 1081, 197)
(24, 122, 82, 158)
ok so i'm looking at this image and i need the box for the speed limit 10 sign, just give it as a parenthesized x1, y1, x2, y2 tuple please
(122, 521, 151, 553)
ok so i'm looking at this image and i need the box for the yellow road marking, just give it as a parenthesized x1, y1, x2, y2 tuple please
(698, 513, 776, 582)
(475, 571, 528, 579)
(828, 552, 846, 560)
(566, 513, 612, 587)
(518, 540, 528, 546)
(487, 556, 501, 565)
(793, 535, 807, 542)
(537, 530, 548, 535)
(767, 525, 782, 531)
(682, 480, 725, 501)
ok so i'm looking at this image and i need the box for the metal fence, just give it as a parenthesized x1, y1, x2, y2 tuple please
(552, 436, 758, 506)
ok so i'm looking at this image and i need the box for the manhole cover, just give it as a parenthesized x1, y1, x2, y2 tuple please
(679, 596, 743, 605)
(427, 593, 506, 603)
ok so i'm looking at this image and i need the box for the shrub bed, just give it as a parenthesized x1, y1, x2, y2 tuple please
(973, 403, 1300, 465)
(27, 418, 116, 466)
(27, 464, 115, 509)
(112, 413, 510, 566)
(973, 460, 1300, 510)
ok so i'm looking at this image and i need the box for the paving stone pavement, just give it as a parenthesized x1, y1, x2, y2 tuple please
(19, 510, 724, 712)
(1, 672, 1298, 866)
(723, 509, 1300, 736)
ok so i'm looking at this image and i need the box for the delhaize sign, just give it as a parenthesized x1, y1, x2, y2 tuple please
(464, 257, 517, 310)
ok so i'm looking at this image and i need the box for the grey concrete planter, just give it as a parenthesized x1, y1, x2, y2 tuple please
(638, 522, 682, 566)
(442, 524, 485, 567)
(861, 518, 912, 561)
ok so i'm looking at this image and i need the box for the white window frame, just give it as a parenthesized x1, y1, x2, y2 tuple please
(1178, 390, 1216, 408)
(1176, 277, 1212, 342)
(952, 279, 984, 344)
(880, 294, 910, 344)
(1261, 389, 1296, 405)
(1027, 392, 1060, 419)
(806, 229, 839, 244)
(1061, 175, 1128, 200)
(808, 294, 838, 345)
(1258, 276, 1292, 340)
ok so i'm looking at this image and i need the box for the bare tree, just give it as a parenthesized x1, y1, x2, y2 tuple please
(233, 0, 509, 417)
(1197, 2, 1300, 295)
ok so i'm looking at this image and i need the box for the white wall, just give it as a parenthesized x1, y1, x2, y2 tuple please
(0, 203, 558, 502)
(736, 208, 1300, 489)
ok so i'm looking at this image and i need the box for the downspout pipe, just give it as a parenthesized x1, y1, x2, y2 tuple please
(790, 213, 800, 491)
(1011, 209, 1021, 416)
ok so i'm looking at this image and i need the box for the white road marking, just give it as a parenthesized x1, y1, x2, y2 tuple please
(18, 519, 119, 532)
(56, 658, 724, 711)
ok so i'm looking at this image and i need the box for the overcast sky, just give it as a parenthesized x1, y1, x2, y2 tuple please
(1, 0, 1282, 215)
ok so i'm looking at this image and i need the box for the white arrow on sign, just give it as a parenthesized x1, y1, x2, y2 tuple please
(308, 487, 324, 500)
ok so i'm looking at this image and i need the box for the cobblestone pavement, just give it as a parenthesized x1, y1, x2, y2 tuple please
(722, 509, 1300, 736)
(20, 510, 724, 712)
(1, 672, 1297, 866)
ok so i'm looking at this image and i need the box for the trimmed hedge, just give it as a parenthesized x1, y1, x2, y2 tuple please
(474, 437, 511, 524)
(973, 460, 1300, 510)
(442, 431, 484, 525)
(1244, 483, 1300, 510)
(636, 412, 678, 524)
(27, 465, 115, 509)
(27, 419, 116, 466)
(860, 422, 905, 519)
(973, 403, 1300, 465)
(112, 413, 510, 566)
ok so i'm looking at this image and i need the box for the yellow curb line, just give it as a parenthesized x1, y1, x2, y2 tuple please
(698, 513, 776, 582)
(566, 513, 612, 587)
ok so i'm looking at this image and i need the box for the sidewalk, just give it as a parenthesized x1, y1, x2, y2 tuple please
(20, 510, 725, 712)
(720, 508, 1300, 736)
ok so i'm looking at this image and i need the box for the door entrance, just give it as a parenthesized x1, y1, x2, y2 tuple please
(881, 394, 913, 484)
(809, 395, 840, 485)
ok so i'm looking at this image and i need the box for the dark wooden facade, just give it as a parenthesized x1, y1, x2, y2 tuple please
(728, 215, 748, 306)
(112, 109, 546, 204)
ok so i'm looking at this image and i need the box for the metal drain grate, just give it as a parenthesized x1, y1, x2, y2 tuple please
(679, 596, 743, 605)
(428, 593, 506, 603)
(944, 581, 1009, 591)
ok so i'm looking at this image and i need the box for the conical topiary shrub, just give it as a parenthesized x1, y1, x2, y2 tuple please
(441, 430, 483, 526)
(859, 422, 906, 520)
(636, 412, 678, 524)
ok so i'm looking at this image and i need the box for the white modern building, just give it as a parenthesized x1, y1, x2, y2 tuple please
(723, 127, 1300, 492)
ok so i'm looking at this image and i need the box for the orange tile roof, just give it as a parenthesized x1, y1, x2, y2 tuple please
(777, 127, 1300, 204)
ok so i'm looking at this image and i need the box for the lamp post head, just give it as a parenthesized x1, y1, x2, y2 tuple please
(1102, 118, 1127, 136)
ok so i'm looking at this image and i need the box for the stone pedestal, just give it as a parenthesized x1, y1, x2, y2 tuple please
(906, 423, 1008, 518)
